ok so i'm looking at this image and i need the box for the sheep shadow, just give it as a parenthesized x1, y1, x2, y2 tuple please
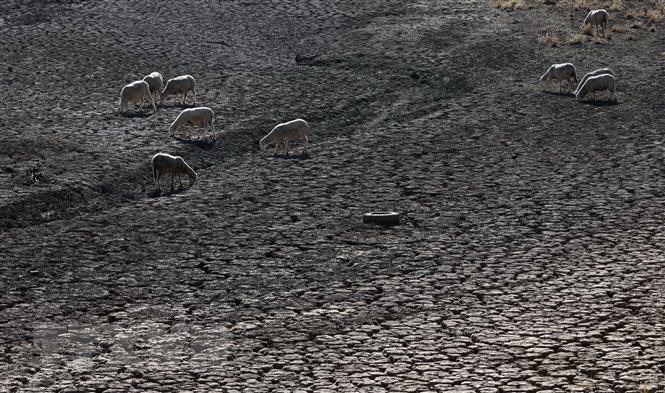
(119, 111, 155, 118)
(542, 90, 575, 97)
(271, 152, 312, 160)
(148, 187, 192, 198)
(172, 135, 216, 149)
(161, 102, 197, 109)
(579, 99, 619, 107)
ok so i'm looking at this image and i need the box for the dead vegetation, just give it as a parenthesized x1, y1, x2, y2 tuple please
(538, 32, 560, 46)
(568, 33, 587, 44)
(489, 0, 527, 10)
(611, 23, 630, 32)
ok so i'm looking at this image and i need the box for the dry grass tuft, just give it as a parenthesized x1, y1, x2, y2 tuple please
(592, 36, 608, 44)
(647, 9, 665, 22)
(608, 0, 623, 12)
(611, 23, 630, 32)
(638, 384, 652, 393)
(490, 0, 527, 10)
(564, 0, 586, 11)
(568, 34, 587, 44)
(538, 32, 560, 47)
(625, 8, 646, 19)
(581, 24, 595, 35)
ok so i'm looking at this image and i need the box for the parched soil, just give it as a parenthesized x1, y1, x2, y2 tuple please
(3, 0, 665, 392)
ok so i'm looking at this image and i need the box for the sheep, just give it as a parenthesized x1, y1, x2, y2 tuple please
(575, 73, 616, 101)
(151, 153, 197, 191)
(169, 107, 215, 140)
(118, 80, 156, 114)
(583, 9, 609, 36)
(573, 68, 614, 95)
(161, 74, 197, 106)
(259, 118, 310, 155)
(540, 63, 578, 93)
(143, 71, 163, 105)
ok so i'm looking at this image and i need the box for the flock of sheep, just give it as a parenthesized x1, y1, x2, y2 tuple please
(118, 8, 616, 194)
(540, 9, 616, 101)
(117, 72, 310, 193)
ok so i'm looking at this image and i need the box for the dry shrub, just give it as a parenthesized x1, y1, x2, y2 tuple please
(625, 8, 646, 19)
(581, 24, 595, 35)
(568, 34, 587, 44)
(592, 36, 608, 44)
(611, 23, 630, 32)
(490, 0, 527, 10)
(607, 0, 623, 12)
(647, 9, 665, 22)
(538, 32, 560, 47)
(565, 0, 586, 11)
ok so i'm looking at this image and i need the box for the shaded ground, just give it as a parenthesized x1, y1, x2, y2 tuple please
(2, 0, 665, 392)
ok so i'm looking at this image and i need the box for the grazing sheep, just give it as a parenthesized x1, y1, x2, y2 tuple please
(540, 63, 578, 93)
(118, 80, 156, 114)
(575, 73, 616, 101)
(151, 153, 197, 191)
(583, 9, 609, 36)
(161, 74, 196, 105)
(573, 68, 614, 95)
(259, 118, 310, 155)
(169, 107, 215, 140)
(143, 71, 163, 105)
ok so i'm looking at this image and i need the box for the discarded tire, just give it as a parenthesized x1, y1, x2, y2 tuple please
(363, 212, 400, 226)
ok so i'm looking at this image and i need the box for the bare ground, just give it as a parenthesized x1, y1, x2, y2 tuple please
(2, 0, 665, 392)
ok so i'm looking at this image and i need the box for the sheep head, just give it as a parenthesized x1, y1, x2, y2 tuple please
(188, 171, 198, 186)
(259, 135, 271, 151)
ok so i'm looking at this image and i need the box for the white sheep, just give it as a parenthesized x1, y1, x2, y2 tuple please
(169, 107, 215, 140)
(143, 71, 163, 105)
(259, 118, 310, 155)
(583, 9, 609, 36)
(575, 73, 616, 101)
(151, 153, 198, 191)
(118, 80, 156, 114)
(573, 68, 614, 95)
(540, 63, 578, 93)
(161, 74, 197, 105)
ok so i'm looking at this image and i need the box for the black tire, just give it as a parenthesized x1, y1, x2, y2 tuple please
(363, 212, 400, 226)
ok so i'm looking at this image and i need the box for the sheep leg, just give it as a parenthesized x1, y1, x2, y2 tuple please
(284, 140, 290, 155)
(192, 89, 197, 105)
(182, 93, 187, 105)
(273, 143, 279, 155)
(171, 173, 175, 191)
(210, 120, 215, 140)
(149, 94, 156, 113)
(302, 135, 309, 153)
